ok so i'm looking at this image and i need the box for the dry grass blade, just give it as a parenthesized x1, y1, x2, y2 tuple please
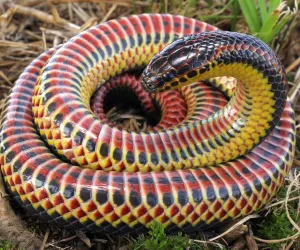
(265, 195, 300, 209)
(0, 40, 43, 50)
(45, 234, 77, 247)
(50, 0, 150, 7)
(0, 71, 13, 85)
(119, 114, 145, 120)
(191, 239, 225, 249)
(77, 232, 92, 248)
(100, 3, 117, 23)
(285, 172, 300, 233)
(17, 0, 48, 7)
(288, 74, 300, 103)
(293, 158, 300, 167)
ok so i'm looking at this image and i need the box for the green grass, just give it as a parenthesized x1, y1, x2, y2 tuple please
(129, 188, 300, 250)
(143, 0, 297, 48)
(129, 222, 226, 250)
(254, 188, 300, 250)
(238, 0, 297, 44)
(0, 241, 17, 250)
(129, 222, 190, 250)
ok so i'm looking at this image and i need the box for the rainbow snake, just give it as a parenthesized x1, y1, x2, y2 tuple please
(0, 14, 296, 234)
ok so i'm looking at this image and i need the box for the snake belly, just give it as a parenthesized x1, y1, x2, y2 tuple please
(0, 14, 296, 234)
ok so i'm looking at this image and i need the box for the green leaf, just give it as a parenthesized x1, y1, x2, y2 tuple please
(258, 1, 296, 43)
(231, 0, 239, 30)
(258, 0, 268, 22)
(268, 0, 281, 14)
(268, 13, 294, 42)
(238, 0, 261, 33)
(183, 0, 196, 16)
(257, 7, 281, 42)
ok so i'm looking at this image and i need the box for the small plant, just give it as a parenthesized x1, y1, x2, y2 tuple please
(238, 0, 297, 44)
(0, 241, 16, 250)
(254, 188, 300, 250)
(129, 222, 210, 250)
(130, 222, 189, 250)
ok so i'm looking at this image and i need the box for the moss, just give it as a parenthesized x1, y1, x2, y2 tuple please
(0, 241, 17, 250)
(129, 222, 219, 250)
(254, 188, 300, 250)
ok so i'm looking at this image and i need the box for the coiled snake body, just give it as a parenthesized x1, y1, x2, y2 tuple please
(0, 14, 295, 234)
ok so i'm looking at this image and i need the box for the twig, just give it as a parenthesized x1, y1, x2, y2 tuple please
(191, 239, 225, 249)
(265, 195, 300, 209)
(289, 79, 300, 103)
(80, 17, 98, 31)
(285, 238, 297, 250)
(41, 28, 48, 51)
(39, 27, 72, 39)
(0, 71, 13, 85)
(8, 4, 80, 32)
(0, 40, 43, 50)
(253, 173, 300, 245)
(286, 57, 300, 73)
(100, 4, 117, 23)
(106, 106, 117, 118)
(77, 232, 92, 248)
(17, 0, 48, 7)
(119, 114, 145, 120)
(208, 214, 260, 242)
(285, 172, 300, 233)
(254, 232, 300, 244)
(245, 225, 258, 250)
(39, 229, 50, 250)
(216, 219, 248, 244)
(46, 234, 77, 247)
(24, 29, 42, 40)
(50, 0, 150, 7)
(48, 0, 63, 23)
(72, 3, 90, 22)
(105, 233, 114, 243)
(68, 2, 73, 21)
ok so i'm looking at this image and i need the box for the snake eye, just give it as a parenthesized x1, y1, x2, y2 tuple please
(147, 83, 155, 89)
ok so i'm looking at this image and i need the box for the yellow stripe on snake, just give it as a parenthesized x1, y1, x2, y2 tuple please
(0, 14, 295, 233)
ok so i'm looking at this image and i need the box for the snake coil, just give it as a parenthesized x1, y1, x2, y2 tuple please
(0, 14, 295, 234)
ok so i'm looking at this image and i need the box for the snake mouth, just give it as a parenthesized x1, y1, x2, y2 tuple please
(90, 74, 162, 131)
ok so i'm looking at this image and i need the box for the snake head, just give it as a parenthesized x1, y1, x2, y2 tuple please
(141, 53, 179, 93)
(141, 36, 206, 93)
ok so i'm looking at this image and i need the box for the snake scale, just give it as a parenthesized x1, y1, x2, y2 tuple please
(0, 14, 296, 234)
